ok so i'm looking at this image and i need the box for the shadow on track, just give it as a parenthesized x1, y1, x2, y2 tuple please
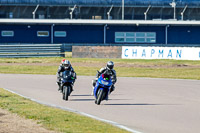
(109, 99, 130, 101)
(71, 94, 92, 97)
(69, 99, 94, 101)
(103, 103, 179, 106)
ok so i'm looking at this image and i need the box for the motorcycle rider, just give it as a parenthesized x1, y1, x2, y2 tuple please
(56, 59, 76, 91)
(92, 61, 117, 95)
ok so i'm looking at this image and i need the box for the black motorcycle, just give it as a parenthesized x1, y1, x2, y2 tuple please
(60, 70, 75, 101)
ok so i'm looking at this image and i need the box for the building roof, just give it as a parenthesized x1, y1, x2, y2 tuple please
(1, 19, 200, 26)
(1, 0, 200, 7)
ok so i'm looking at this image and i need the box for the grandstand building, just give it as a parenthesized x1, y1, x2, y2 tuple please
(1, 0, 200, 20)
(0, 0, 200, 49)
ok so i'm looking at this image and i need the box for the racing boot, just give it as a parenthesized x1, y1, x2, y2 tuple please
(57, 82, 61, 91)
(91, 79, 97, 95)
(91, 87, 95, 96)
(71, 82, 74, 91)
(109, 85, 115, 95)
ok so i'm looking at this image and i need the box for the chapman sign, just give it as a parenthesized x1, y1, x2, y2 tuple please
(122, 46, 200, 60)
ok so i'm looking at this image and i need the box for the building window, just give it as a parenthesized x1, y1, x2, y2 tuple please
(1, 31, 14, 37)
(37, 31, 49, 37)
(146, 32, 156, 43)
(115, 32, 156, 43)
(54, 31, 67, 37)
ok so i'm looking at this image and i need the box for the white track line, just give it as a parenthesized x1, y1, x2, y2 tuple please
(3, 88, 143, 133)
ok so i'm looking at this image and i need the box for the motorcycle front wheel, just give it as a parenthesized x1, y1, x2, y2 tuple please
(63, 86, 70, 101)
(96, 89, 103, 105)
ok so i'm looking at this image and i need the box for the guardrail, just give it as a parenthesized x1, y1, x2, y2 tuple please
(0, 44, 65, 58)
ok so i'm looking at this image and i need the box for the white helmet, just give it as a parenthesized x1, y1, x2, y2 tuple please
(62, 60, 71, 69)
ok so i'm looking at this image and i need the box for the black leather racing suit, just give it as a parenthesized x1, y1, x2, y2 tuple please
(56, 64, 76, 89)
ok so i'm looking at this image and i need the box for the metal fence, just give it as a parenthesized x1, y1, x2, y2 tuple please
(0, 44, 65, 58)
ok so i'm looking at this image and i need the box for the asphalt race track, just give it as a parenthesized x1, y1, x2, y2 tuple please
(0, 73, 200, 133)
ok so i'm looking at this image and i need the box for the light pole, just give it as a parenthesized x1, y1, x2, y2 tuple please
(170, 0, 176, 20)
(107, 5, 113, 20)
(144, 5, 151, 20)
(122, 0, 124, 20)
(181, 5, 187, 20)
(70, 5, 76, 19)
(32, 4, 39, 19)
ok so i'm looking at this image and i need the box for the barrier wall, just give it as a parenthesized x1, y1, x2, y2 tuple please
(72, 46, 200, 60)
(72, 46, 122, 58)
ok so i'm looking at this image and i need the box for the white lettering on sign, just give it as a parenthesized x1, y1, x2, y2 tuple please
(122, 46, 200, 60)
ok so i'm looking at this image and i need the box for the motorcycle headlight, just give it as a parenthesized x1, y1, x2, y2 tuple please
(101, 80, 109, 85)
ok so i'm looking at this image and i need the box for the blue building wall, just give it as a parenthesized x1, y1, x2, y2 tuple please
(0, 25, 51, 43)
(0, 24, 200, 46)
(168, 26, 200, 44)
(0, 25, 104, 44)
(54, 25, 104, 43)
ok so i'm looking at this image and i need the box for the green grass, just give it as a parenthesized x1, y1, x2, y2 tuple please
(0, 88, 129, 133)
(1, 65, 200, 80)
(115, 67, 200, 80)
(0, 57, 200, 80)
(0, 65, 57, 75)
(0, 56, 200, 66)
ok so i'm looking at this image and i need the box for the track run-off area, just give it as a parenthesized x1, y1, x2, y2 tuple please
(0, 73, 200, 133)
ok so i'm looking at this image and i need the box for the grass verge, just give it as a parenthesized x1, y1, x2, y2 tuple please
(0, 57, 200, 80)
(1, 65, 200, 80)
(0, 88, 129, 133)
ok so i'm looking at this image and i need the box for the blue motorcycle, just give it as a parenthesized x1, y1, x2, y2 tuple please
(94, 71, 113, 105)
(61, 70, 75, 101)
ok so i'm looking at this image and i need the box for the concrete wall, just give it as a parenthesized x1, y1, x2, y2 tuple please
(72, 46, 122, 58)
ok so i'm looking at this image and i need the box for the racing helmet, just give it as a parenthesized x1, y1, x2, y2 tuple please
(62, 60, 71, 69)
(61, 59, 66, 64)
(106, 61, 114, 70)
